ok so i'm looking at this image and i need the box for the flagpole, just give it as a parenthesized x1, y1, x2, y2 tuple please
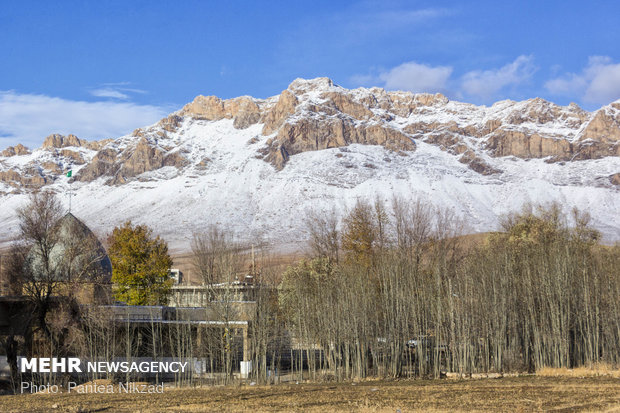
(66, 169, 73, 213)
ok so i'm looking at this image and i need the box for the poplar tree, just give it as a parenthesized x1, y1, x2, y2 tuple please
(341, 200, 378, 268)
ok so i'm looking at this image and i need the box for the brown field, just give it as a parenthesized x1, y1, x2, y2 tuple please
(170, 250, 305, 284)
(168, 231, 495, 285)
(1, 376, 619, 413)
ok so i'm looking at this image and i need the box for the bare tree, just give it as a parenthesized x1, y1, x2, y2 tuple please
(191, 225, 238, 285)
(280, 198, 620, 382)
(304, 208, 340, 264)
(4, 191, 111, 388)
(191, 225, 249, 383)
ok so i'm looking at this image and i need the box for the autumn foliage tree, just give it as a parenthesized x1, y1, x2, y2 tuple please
(108, 221, 173, 305)
(341, 199, 389, 269)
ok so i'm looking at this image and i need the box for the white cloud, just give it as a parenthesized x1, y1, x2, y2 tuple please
(337, 5, 454, 36)
(378, 62, 453, 93)
(0, 91, 171, 150)
(545, 56, 620, 105)
(351, 56, 536, 99)
(88, 83, 147, 100)
(544, 75, 588, 97)
(369, 8, 454, 29)
(349, 73, 376, 86)
(460, 55, 536, 100)
(90, 88, 130, 99)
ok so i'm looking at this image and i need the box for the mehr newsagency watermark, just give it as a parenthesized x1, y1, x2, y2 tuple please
(19, 357, 189, 394)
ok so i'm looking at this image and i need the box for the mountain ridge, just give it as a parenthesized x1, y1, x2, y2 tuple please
(1, 78, 619, 250)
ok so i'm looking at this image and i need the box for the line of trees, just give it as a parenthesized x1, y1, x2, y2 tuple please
(184, 197, 619, 382)
(279, 198, 620, 379)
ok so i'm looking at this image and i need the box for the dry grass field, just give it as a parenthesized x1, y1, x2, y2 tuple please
(169, 250, 305, 284)
(0, 376, 619, 412)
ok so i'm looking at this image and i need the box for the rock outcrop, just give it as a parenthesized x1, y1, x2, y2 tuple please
(41, 133, 110, 151)
(1, 144, 30, 157)
(42, 133, 84, 149)
(485, 130, 573, 159)
(75, 148, 119, 183)
(580, 104, 620, 144)
(263, 119, 415, 169)
(41, 161, 63, 174)
(180, 95, 263, 130)
(75, 138, 188, 185)
(0, 169, 48, 189)
(261, 90, 298, 135)
(59, 149, 86, 164)
(233, 99, 261, 129)
(458, 150, 500, 175)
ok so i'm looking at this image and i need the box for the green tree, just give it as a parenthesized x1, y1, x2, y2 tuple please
(108, 221, 173, 305)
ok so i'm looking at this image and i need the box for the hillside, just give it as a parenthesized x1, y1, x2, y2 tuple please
(1, 78, 619, 251)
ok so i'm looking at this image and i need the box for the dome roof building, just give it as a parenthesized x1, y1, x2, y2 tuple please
(26, 212, 112, 284)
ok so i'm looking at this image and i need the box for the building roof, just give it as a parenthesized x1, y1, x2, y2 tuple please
(27, 212, 112, 283)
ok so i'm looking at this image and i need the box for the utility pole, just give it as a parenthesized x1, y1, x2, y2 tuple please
(251, 244, 255, 275)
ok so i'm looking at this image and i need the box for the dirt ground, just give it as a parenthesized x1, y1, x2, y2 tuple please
(0, 376, 619, 412)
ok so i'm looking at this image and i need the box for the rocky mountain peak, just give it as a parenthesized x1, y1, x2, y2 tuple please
(287, 77, 335, 93)
(40, 133, 110, 151)
(1, 78, 619, 192)
(1, 143, 30, 157)
(42, 133, 84, 149)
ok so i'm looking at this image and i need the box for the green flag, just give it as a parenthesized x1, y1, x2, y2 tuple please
(66, 170, 72, 178)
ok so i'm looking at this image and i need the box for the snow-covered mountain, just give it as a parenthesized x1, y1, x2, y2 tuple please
(1, 78, 619, 251)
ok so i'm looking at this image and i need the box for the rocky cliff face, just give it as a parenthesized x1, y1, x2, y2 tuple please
(1, 77, 619, 192)
(1, 144, 30, 157)
(75, 137, 188, 185)
(0, 134, 109, 190)
(173, 77, 620, 171)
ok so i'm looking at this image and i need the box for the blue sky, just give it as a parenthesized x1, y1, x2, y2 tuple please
(2, 0, 620, 149)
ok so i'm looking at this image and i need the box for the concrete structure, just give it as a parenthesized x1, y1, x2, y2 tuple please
(168, 279, 257, 307)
